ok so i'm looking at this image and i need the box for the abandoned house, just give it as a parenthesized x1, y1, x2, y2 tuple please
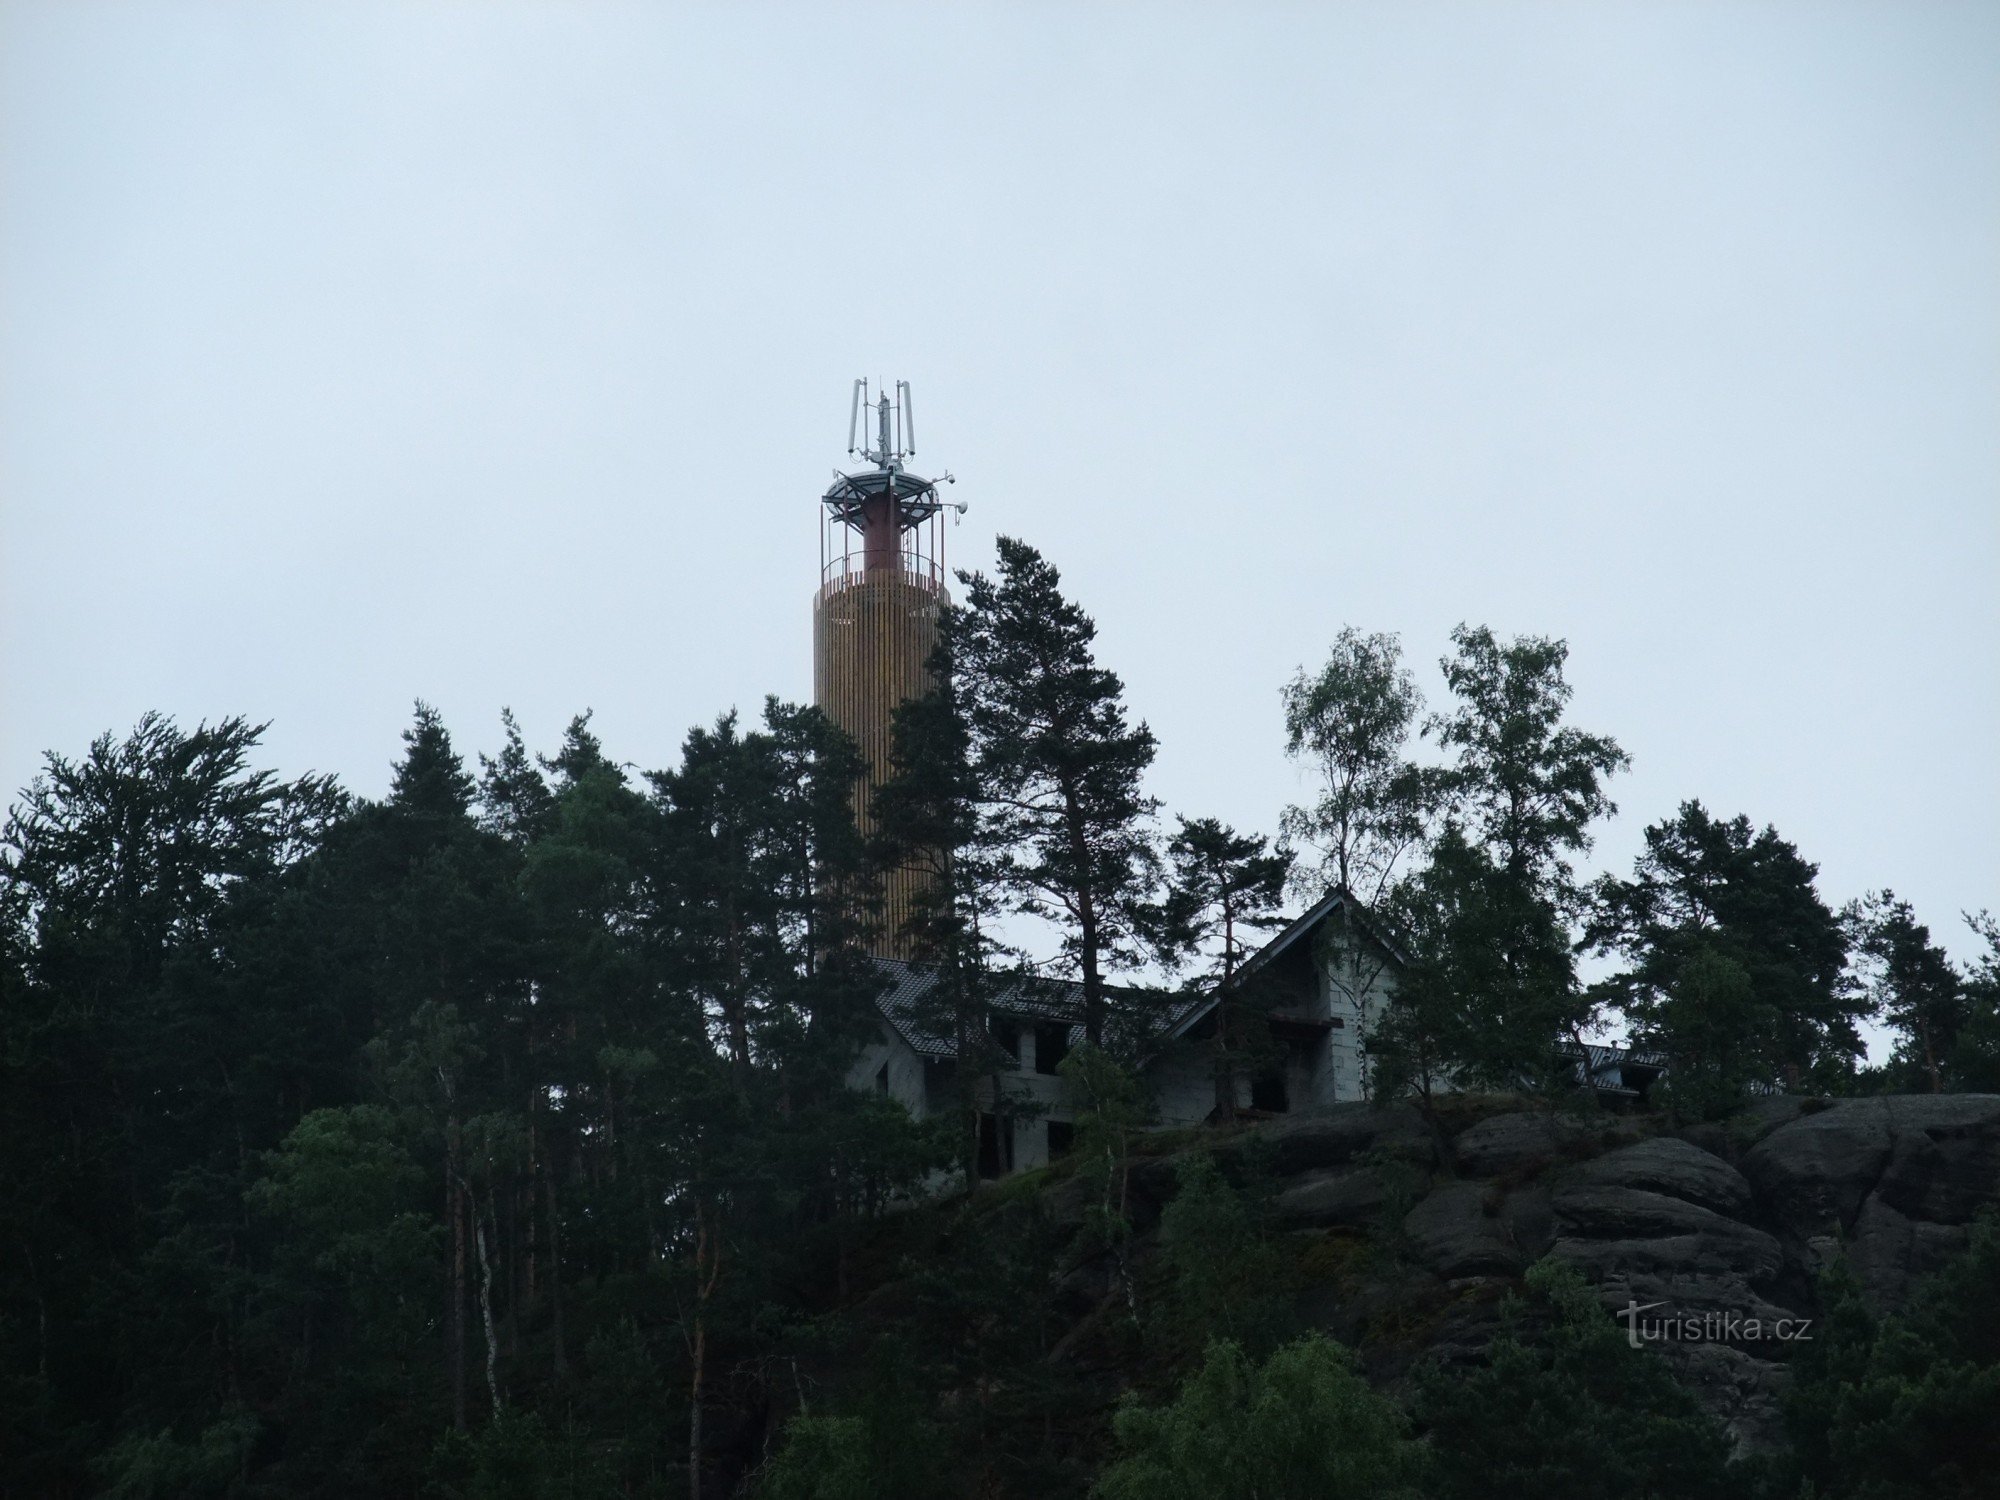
(842, 886, 1405, 1177)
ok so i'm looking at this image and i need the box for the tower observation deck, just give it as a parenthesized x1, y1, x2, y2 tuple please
(813, 380, 962, 959)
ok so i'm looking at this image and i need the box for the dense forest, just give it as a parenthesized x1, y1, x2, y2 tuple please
(3, 536, 1995, 1498)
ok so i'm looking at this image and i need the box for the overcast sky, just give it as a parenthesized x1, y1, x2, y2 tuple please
(4, 3, 1995, 988)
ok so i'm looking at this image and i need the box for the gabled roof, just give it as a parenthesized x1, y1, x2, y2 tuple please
(1230, 884, 1410, 987)
(1159, 886, 1409, 1042)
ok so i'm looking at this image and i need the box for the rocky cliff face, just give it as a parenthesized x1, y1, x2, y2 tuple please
(1198, 1093, 2000, 1454)
(817, 1092, 1999, 1494)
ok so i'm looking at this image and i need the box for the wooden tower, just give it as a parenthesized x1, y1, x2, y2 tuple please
(813, 381, 961, 958)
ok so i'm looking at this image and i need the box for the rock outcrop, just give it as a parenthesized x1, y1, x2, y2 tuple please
(1250, 1093, 2000, 1457)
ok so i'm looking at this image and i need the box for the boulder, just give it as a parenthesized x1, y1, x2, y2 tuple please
(1569, 1263, 1798, 1329)
(1253, 1104, 1436, 1176)
(1499, 1184, 1555, 1260)
(1550, 1225, 1782, 1284)
(1273, 1166, 1394, 1229)
(1451, 1111, 1587, 1177)
(1741, 1095, 2000, 1235)
(1549, 1176, 1786, 1323)
(1740, 1099, 1896, 1231)
(1734, 1094, 1826, 1143)
(1553, 1183, 1766, 1247)
(1846, 1194, 1974, 1310)
(1871, 1095, 2000, 1225)
(1403, 1182, 1530, 1278)
(1564, 1136, 1753, 1217)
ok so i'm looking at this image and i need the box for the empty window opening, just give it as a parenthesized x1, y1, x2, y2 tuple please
(1047, 1119, 1076, 1160)
(989, 1018, 1022, 1061)
(1251, 1069, 1289, 1113)
(1034, 1022, 1071, 1076)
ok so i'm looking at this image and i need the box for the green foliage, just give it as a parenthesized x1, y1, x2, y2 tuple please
(1647, 941, 1770, 1120)
(2, 598, 1990, 1500)
(873, 651, 1019, 1186)
(1591, 801, 1862, 1093)
(248, 1104, 439, 1310)
(1432, 623, 1629, 899)
(1783, 1211, 2000, 1500)
(1847, 891, 1969, 1094)
(1376, 824, 1579, 1099)
(951, 536, 1162, 1046)
(1161, 817, 1290, 985)
(94, 1407, 260, 1499)
(1371, 626, 1626, 1102)
(1413, 1260, 1741, 1500)
(758, 1415, 874, 1500)
(758, 1339, 950, 1500)
(1950, 910, 2000, 1091)
(1154, 1152, 1291, 1356)
(1093, 1335, 1422, 1500)
(1060, 1043, 1146, 1268)
(1160, 816, 1290, 1115)
(1280, 626, 1438, 907)
(428, 1410, 618, 1500)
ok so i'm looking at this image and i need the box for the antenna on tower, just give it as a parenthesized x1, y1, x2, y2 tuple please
(847, 378, 926, 468)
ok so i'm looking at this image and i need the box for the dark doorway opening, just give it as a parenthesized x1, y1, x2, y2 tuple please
(977, 1113, 1014, 1179)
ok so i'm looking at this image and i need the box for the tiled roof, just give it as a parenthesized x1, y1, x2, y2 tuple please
(869, 957, 1200, 1061)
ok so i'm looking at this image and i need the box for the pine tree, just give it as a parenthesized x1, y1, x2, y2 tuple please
(950, 536, 1161, 1047)
(1849, 891, 1966, 1094)
(1160, 817, 1290, 1117)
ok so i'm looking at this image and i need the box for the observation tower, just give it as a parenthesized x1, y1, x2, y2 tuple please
(813, 380, 961, 959)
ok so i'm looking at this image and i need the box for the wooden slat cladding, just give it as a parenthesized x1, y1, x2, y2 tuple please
(813, 571, 944, 959)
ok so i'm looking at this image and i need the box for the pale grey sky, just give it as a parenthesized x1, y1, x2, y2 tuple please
(4, 3, 1996, 980)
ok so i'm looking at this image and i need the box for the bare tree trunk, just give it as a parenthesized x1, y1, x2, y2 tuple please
(446, 1133, 467, 1432)
(687, 1199, 724, 1500)
(726, 897, 752, 1097)
(544, 1169, 568, 1380)
(473, 1189, 502, 1420)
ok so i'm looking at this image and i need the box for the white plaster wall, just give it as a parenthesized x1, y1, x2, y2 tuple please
(1148, 1046, 1217, 1128)
(1318, 938, 1399, 1104)
(843, 1020, 932, 1120)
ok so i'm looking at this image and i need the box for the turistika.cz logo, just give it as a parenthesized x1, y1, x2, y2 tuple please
(1618, 1300, 1814, 1349)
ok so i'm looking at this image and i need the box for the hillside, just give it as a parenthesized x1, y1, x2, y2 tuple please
(751, 1092, 2000, 1497)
